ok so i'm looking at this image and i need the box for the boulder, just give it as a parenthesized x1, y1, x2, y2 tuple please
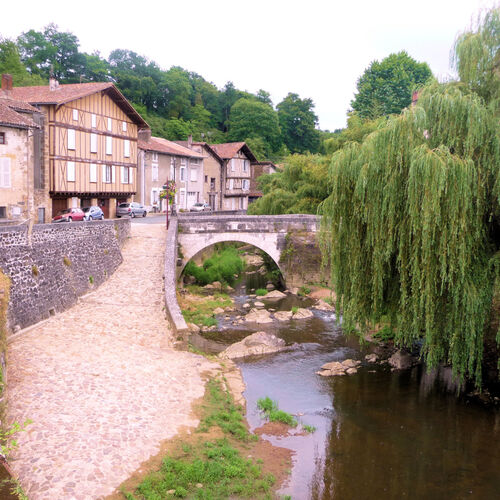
(346, 367, 358, 375)
(243, 303, 251, 309)
(219, 331, 287, 359)
(266, 283, 275, 291)
(388, 350, 414, 370)
(187, 323, 200, 333)
(264, 290, 287, 300)
(243, 255, 264, 266)
(224, 306, 235, 312)
(274, 311, 293, 321)
(341, 359, 361, 369)
(288, 287, 299, 295)
(316, 368, 345, 377)
(225, 285, 235, 292)
(365, 353, 379, 363)
(254, 301, 265, 308)
(213, 307, 225, 315)
(212, 281, 222, 290)
(245, 308, 273, 324)
(321, 361, 344, 371)
(203, 284, 215, 290)
(292, 308, 314, 319)
(313, 299, 335, 312)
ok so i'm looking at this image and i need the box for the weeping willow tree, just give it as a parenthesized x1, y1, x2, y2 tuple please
(320, 8, 500, 386)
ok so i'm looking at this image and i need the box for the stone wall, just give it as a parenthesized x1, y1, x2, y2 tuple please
(0, 219, 130, 332)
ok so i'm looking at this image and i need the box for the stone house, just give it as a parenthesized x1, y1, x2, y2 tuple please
(248, 161, 278, 204)
(209, 142, 257, 211)
(4, 76, 149, 219)
(137, 136, 205, 212)
(0, 75, 45, 221)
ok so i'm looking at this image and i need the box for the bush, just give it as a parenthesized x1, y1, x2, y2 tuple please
(255, 289, 268, 296)
(184, 247, 244, 285)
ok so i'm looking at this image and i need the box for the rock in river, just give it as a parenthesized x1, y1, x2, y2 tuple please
(263, 290, 287, 300)
(292, 308, 314, 319)
(313, 299, 335, 312)
(213, 307, 225, 315)
(218, 331, 287, 359)
(245, 308, 273, 324)
(388, 350, 414, 370)
(274, 310, 293, 321)
(254, 301, 265, 308)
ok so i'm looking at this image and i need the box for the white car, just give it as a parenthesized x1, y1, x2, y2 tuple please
(189, 202, 212, 212)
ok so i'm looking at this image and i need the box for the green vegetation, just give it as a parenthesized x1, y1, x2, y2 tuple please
(373, 326, 396, 343)
(255, 289, 268, 297)
(257, 397, 297, 427)
(302, 425, 316, 434)
(31, 265, 39, 277)
(291, 307, 299, 314)
(184, 247, 244, 286)
(180, 293, 231, 327)
(0, 419, 32, 458)
(298, 286, 311, 297)
(320, 8, 500, 386)
(88, 275, 94, 285)
(63, 256, 71, 267)
(126, 379, 277, 500)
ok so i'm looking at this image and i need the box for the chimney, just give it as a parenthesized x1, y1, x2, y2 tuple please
(188, 135, 193, 148)
(1, 74, 13, 96)
(49, 77, 59, 91)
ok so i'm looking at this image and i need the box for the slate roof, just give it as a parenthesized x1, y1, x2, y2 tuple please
(138, 136, 205, 159)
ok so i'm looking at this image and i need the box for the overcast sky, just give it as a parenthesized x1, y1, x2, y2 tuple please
(1, 0, 497, 130)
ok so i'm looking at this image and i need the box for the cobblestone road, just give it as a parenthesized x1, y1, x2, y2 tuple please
(6, 223, 217, 499)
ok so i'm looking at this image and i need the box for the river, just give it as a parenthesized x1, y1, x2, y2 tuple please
(190, 273, 500, 499)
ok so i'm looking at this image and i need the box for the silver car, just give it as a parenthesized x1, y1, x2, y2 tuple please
(116, 202, 147, 218)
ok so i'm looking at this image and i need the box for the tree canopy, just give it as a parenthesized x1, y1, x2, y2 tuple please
(321, 8, 500, 386)
(350, 51, 433, 119)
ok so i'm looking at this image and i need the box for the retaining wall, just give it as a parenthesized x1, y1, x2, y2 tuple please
(0, 219, 130, 332)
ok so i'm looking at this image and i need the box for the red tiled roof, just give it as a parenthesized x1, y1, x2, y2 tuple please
(9, 82, 149, 129)
(174, 140, 223, 163)
(0, 100, 38, 129)
(210, 142, 257, 162)
(0, 98, 39, 113)
(138, 136, 205, 158)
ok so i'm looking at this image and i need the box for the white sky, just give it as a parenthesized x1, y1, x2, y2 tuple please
(1, 0, 497, 130)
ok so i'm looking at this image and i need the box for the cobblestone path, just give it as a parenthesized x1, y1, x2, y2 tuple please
(6, 223, 218, 499)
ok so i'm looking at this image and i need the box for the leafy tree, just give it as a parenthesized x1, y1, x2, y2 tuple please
(17, 24, 85, 82)
(228, 98, 282, 157)
(256, 89, 273, 105)
(81, 52, 110, 82)
(277, 93, 320, 154)
(350, 51, 433, 119)
(321, 9, 500, 386)
(0, 38, 45, 86)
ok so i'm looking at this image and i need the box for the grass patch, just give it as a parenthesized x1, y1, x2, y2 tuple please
(373, 325, 395, 342)
(184, 247, 244, 286)
(255, 289, 268, 297)
(257, 397, 297, 427)
(291, 306, 299, 314)
(302, 424, 316, 434)
(179, 291, 232, 327)
(297, 286, 311, 297)
(124, 378, 278, 500)
(63, 256, 71, 267)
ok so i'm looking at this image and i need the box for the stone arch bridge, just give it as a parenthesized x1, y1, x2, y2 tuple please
(164, 214, 324, 335)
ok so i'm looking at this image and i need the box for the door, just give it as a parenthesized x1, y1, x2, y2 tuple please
(99, 198, 110, 219)
(51, 198, 67, 218)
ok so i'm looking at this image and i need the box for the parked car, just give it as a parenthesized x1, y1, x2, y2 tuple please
(190, 202, 212, 212)
(116, 202, 147, 218)
(51, 208, 85, 223)
(83, 206, 104, 221)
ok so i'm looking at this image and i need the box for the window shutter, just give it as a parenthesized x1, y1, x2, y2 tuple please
(90, 163, 97, 183)
(91, 114, 97, 128)
(111, 165, 116, 183)
(102, 164, 107, 182)
(107, 118, 112, 131)
(106, 136, 112, 155)
(129, 168, 133, 184)
(67, 161, 75, 182)
(72, 109, 78, 121)
(90, 133, 97, 153)
(0, 158, 11, 187)
(124, 140, 130, 158)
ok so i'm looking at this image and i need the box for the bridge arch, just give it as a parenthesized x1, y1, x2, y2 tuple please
(177, 232, 283, 279)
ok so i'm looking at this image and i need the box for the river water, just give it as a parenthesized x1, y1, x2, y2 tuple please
(191, 277, 500, 500)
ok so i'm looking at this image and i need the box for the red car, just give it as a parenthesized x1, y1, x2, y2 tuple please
(51, 208, 85, 223)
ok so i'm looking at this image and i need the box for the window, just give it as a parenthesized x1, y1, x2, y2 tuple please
(72, 109, 78, 121)
(231, 158, 235, 171)
(205, 175, 208, 183)
(124, 139, 130, 158)
(210, 177, 216, 190)
(90, 163, 97, 183)
(240, 197, 244, 209)
(67, 161, 75, 182)
(91, 114, 97, 128)
(152, 163, 158, 182)
(106, 136, 112, 155)
(229, 178, 234, 190)
(0, 157, 11, 187)
(152, 152, 158, 162)
(37, 207, 45, 224)
(68, 129, 76, 150)
(0, 132, 5, 144)
(121, 166, 129, 184)
(180, 167, 185, 181)
(170, 158, 174, 179)
(190, 168, 198, 182)
(107, 118, 112, 131)
(242, 179, 249, 191)
(90, 133, 97, 153)
(243, 159, 249, 172)
(0, 207, 5, 218)
(152, 190, 159, 204)
(122, 121, 127, 132)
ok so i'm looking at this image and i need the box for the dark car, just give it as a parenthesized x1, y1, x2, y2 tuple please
(116, 202, 147, 218)
(52, 208, 85, 223)
(83, 206, 104, 221)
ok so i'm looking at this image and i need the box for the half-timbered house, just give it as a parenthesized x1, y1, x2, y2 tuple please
(9, 79, 149, 218)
